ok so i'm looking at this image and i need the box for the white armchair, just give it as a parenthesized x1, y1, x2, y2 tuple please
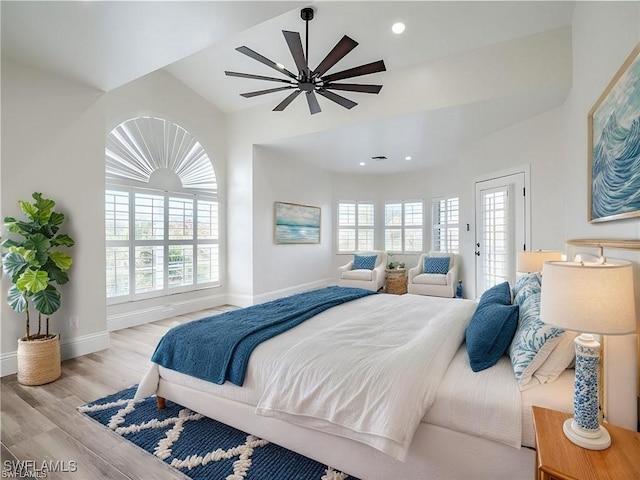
(338, 251, 387, 292)
(408, 251, 459, 298)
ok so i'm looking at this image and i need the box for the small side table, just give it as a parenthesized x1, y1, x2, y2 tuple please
(385, 268, 407, 295)
(532, 406, 640, 480)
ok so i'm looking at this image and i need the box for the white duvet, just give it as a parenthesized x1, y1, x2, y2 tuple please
(255, 294, 477, 460)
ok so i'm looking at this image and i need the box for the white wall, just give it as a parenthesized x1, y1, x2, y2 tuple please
(1, 60, 109, 371)
(456, 107, 567, 299)
(1, 62, 228, 373)
(563, 1, 640, 429)
(251, 147, 333, 302)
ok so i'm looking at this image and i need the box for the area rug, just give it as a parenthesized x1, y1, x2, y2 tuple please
(78, 386, 358, 480)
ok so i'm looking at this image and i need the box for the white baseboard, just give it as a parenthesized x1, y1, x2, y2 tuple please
(252, 279, 332, 305)
(107, 292, 229, 331)
(0, 331, 111, 377)
(225, 293, 254, 309)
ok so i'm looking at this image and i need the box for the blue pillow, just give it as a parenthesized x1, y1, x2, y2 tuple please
(478, 281, 512, 308)
(423, 256, 450, 274)
(466, 302, 519, 372)
(353, 254, 377, 270)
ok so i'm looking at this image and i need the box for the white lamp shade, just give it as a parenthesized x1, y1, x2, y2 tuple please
(540, 261, 636, 335)
(517, 250, 562, 273)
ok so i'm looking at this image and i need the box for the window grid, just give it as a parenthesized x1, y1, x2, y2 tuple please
(337, 201, 375, 252)
(169, 198, 194, 240)
(384, 201, 424, 253)
(106, 247, 129, 297)
(134, 194, 164, 240)
(432, 196, 460, 253)
(106, 186, 219, 302)
(105, 190, 130, 241)
(482, 189, 509, 289)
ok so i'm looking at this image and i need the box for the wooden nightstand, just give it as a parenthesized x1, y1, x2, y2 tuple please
(532, 406, 640, 480)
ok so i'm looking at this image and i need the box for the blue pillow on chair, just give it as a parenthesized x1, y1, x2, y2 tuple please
(423, 256, 450, 274)
(353, 254, 377, 270)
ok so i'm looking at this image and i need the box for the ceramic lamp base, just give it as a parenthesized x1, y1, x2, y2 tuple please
(563, 418, 611, 450)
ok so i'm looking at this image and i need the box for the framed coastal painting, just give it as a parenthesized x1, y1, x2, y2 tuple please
(588, 43, 640, 222)
(274, 201, 321, 244)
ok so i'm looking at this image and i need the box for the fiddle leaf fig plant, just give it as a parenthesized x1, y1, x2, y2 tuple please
(2, 193, 74, 340)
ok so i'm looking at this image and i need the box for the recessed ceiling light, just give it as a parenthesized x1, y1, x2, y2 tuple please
(405, 156, 412, 161)
(359, 162, 366, 166)
(276, 62, 285, 70)
(392, 22, 405, 35)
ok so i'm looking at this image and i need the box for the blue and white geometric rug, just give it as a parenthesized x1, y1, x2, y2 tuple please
(78, 386, 358, 480)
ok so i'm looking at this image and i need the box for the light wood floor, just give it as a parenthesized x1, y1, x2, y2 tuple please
(1, 306, 237, 480)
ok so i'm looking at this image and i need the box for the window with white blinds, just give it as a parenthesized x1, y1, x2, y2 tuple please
(480, 187, 509, 289)
(106, 190, 219, 300)
(337, 201, 375, 252)
(384, 201, 423, 253)
(105, 117, 219, 303)
(432, 196, 460, 253)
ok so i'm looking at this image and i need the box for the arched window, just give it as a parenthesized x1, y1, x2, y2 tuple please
(105, 117, 219, 302)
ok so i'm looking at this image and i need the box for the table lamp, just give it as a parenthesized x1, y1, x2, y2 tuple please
(517, 250, 562, 273)
(540, 260, 636, 450)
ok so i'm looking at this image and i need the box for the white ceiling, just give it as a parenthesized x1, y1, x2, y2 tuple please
(1, 1, 576, 174)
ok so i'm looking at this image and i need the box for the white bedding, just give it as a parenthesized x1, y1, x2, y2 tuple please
(255, 294, 477, 460)
(425, 346, 523, 448)
(136, 292, 573, 463)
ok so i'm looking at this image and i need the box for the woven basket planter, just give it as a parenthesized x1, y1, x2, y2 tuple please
(17, 335, 61, 386)
(385, 269, 407, 295)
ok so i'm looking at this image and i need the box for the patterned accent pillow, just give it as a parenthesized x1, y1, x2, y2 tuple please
(509, 291, 564, 390)
(513, 273, 541, 306)
(353, 254, 377, 270)
(423, 256, 450, 274)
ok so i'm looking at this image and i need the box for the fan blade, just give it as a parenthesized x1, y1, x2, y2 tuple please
(273, 90, 302, 111)
(283, 31, 307, 75)
(306, 91, 321, 115)
(324, 83, 383, 94)
(313, 35, 359, 78)
(241, 86, 295, 98)
(317, 89, 357, 110)
(236, 46, 297, 79)
(225, 71, 295, 84)
(322, 60, 386, 83)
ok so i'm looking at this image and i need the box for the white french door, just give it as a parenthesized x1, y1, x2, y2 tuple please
(475, 173, 527, 297)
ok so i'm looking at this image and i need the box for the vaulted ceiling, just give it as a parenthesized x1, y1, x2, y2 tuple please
(1, 1, 576, 173)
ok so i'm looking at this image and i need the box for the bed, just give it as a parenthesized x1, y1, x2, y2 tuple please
(136, 287, 575, 480)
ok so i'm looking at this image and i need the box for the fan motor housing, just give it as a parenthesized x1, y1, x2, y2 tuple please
(301, 7, 314, 21)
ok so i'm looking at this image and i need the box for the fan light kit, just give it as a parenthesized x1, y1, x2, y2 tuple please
(225, 7, 386, 115)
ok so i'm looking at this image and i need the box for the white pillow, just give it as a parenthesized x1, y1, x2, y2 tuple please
(533, 331, 578, 385)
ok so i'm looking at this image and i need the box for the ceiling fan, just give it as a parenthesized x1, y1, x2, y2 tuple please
(225, 7, 386, 115)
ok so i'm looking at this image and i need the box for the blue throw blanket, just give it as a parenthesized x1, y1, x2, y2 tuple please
(151, 286, 376, 386)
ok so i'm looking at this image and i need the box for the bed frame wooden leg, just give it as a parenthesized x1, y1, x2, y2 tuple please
(156, 396, 166, 409)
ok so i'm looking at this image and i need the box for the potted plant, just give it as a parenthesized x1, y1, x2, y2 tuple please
(2, 193, 74, 385)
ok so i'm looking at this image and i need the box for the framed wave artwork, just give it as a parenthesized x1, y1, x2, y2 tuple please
(274, 201, 321, 244)
(588, 43, 640, 222)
